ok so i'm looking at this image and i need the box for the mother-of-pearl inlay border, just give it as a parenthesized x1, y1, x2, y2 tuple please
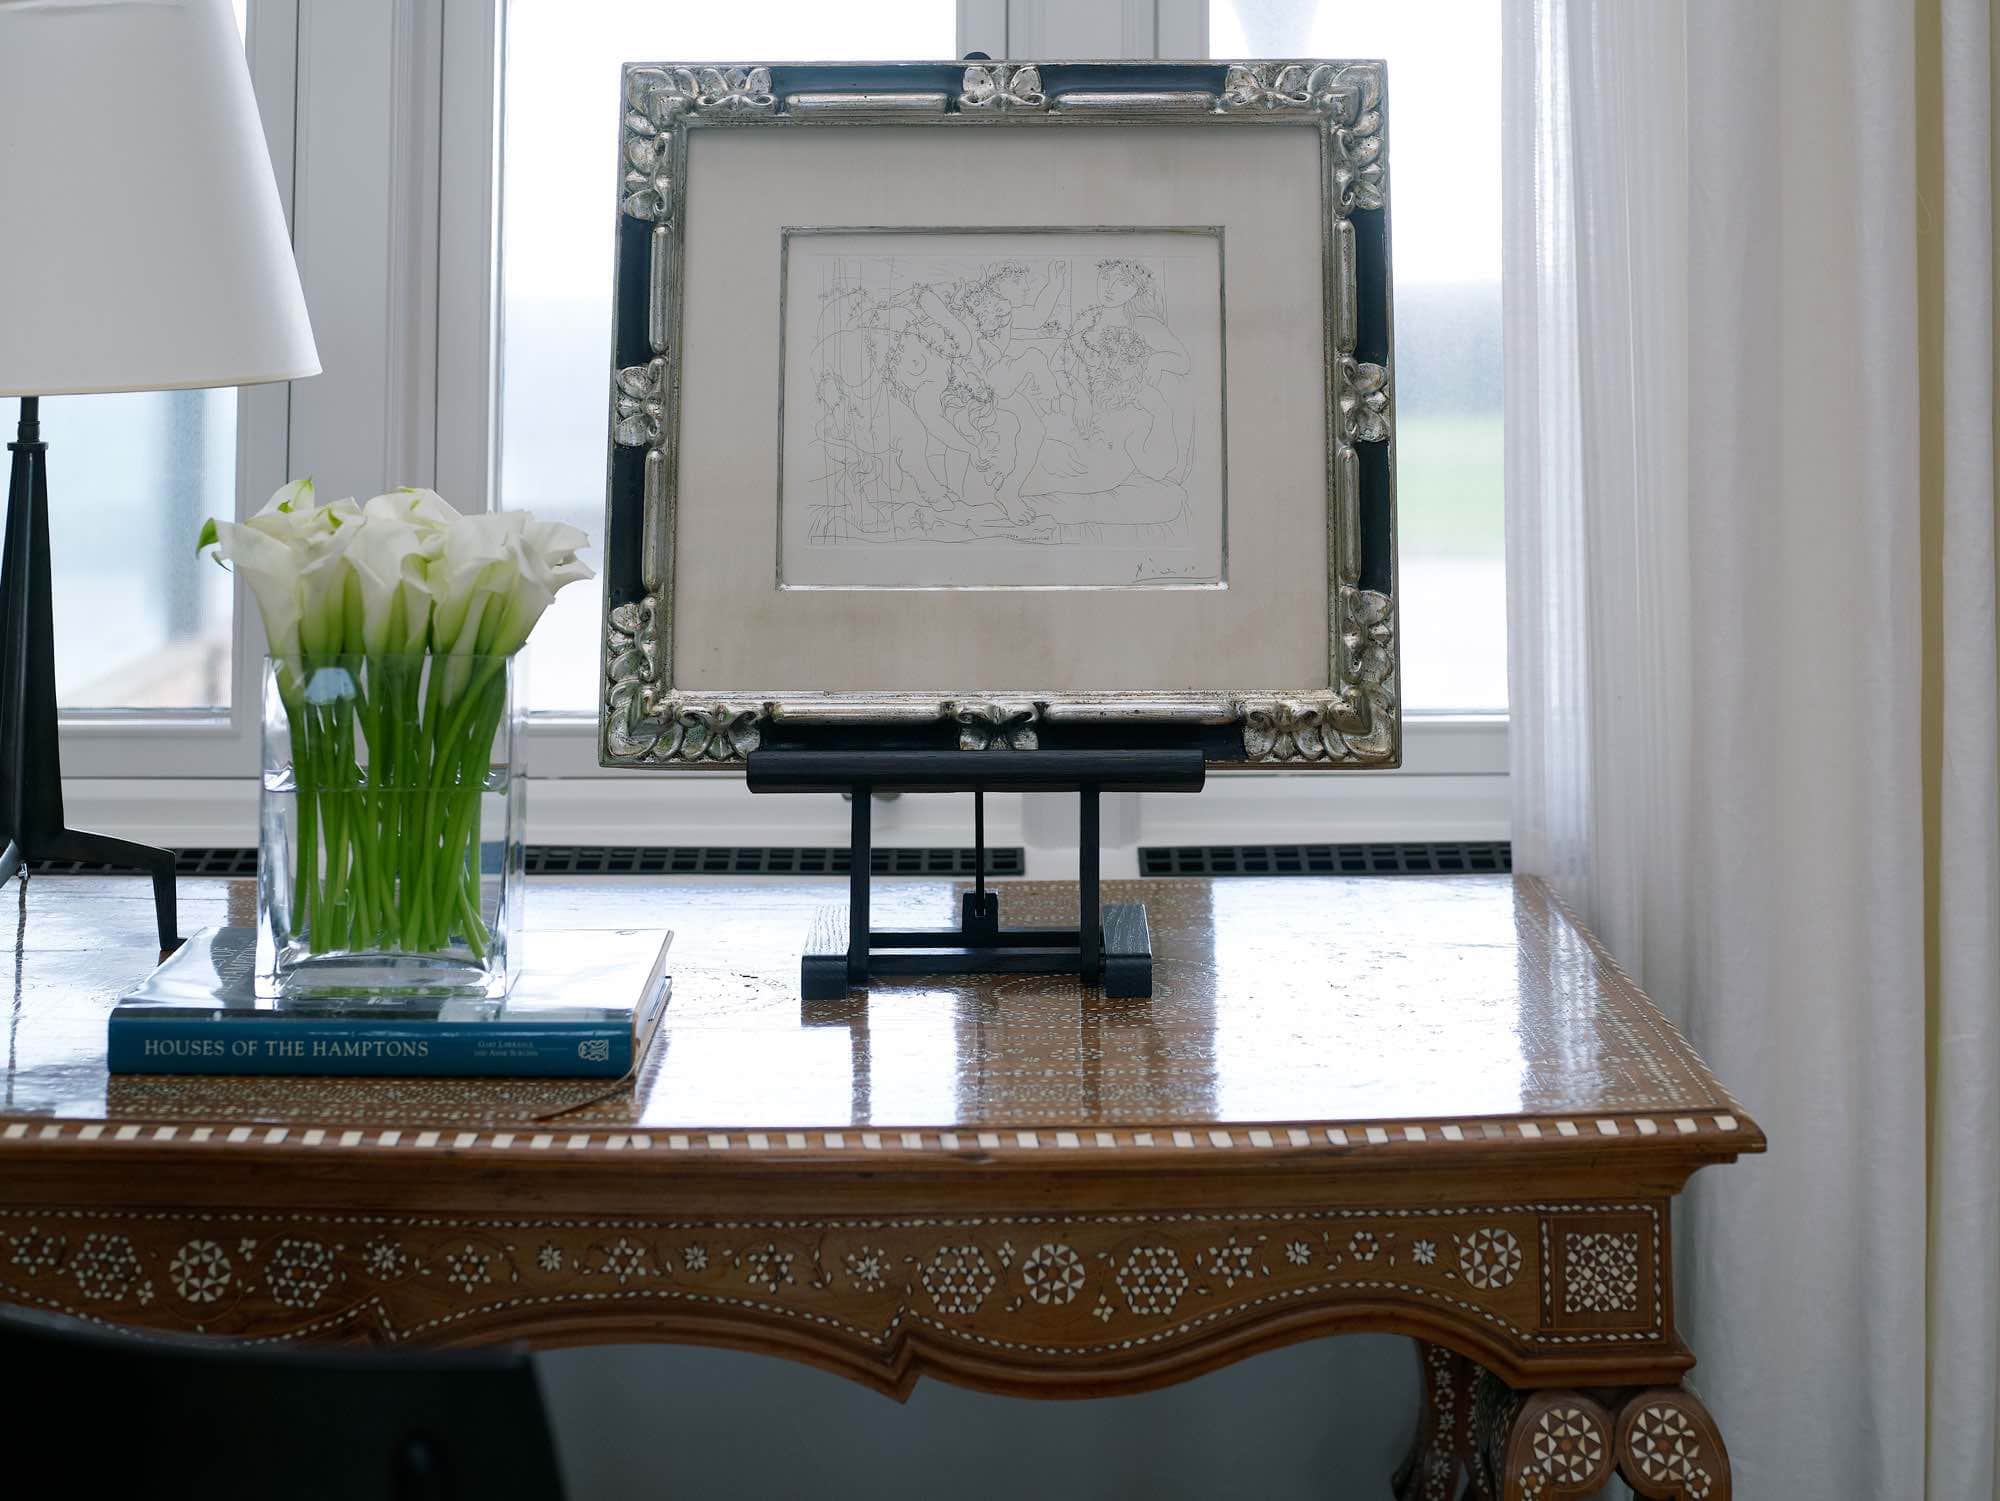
(0, 1113, 1745, 1158)
(0, 1201, 1663, 1354)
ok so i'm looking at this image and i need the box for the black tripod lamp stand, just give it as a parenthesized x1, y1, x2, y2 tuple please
(0, 401, 186, 945)
(0, 0, 321, 950)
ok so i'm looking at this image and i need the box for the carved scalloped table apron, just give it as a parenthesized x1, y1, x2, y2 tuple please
(0, 873, 1759, 1500)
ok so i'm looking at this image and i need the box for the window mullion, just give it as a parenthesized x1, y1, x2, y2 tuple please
(957, 0, 1007, 58)
(437, 0, 504, 514)
(284, 0, 442, 501)
(1006, 0, 1160, 58)
(1155, 0, 1207, 59)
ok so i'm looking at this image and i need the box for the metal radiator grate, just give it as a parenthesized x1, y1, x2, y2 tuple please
(29, 843, 1504, 880)
(26, 846, 1026, 879)
(1138, 842, 1513, 877)
(25, 847, 261, 879)
(526, 846, 1024, 877)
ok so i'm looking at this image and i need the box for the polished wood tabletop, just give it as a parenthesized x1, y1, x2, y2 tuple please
(3, 873, 1751, 1142)
(0, 872, 1760, 1501)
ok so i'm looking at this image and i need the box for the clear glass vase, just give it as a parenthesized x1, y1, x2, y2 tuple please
(258, 653, 524, 998)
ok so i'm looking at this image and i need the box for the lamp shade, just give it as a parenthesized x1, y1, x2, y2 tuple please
(0, 0, 319, 396)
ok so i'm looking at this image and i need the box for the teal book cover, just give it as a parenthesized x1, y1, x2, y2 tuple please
(108, 927, 671, 1078)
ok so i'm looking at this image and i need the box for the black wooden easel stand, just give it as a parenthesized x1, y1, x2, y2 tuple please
(745, 748, 1204, 1000)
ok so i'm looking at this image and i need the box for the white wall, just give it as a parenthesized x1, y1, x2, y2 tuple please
(539, 1335, 1419, 1498)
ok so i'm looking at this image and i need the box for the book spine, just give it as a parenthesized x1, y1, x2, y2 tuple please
(107, 1019, 633, 1078)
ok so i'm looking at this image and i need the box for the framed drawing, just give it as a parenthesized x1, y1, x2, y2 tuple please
(599, 59, 1396, 769)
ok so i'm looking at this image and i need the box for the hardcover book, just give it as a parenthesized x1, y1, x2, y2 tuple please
(109, 927, 671, 1078)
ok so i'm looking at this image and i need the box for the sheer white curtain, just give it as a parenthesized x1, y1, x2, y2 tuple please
(1504, 0, 1998, 1495)
(1929, 1, 2000, 1493)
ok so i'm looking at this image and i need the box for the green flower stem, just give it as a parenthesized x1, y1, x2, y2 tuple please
(319, 701, 354, 951)
(411, 657, 505, 953)
(283, 697, 315, 937)
(304, 702, 335, 954)
(420, 656, 505, 840)
(344, 791, 383, 945)
(287, 651, 508, 968)
(425, 673, 505, 956)
(408, 686, 439, 949)
(405, 659, 453, 947)
(360, 688, 390, 944)
(398, 662, 419, 925)
(392, 659, 424, 950)
(383, 661, 414, 950)
(456, 878, 489, 961)
(354, 692, 396, 935)
(330, 700, 354, 949)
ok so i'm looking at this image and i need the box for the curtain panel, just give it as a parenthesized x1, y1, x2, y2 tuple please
(1503, 0, 1998, 1494)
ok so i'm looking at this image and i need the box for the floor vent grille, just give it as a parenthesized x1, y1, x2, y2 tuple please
(25, 846, 1027, 880)
(1138, 842, 1513, 877)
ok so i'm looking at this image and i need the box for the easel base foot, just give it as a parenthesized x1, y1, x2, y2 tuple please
(800, 899, 1155, 999)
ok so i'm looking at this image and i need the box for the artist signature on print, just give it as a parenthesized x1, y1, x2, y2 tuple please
(1130, 557, 1209, 586)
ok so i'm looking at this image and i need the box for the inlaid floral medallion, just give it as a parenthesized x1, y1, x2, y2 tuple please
(1615, 1388, 1730, 1500)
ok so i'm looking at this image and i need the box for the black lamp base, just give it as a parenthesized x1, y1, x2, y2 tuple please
(2, 397, 180, 951)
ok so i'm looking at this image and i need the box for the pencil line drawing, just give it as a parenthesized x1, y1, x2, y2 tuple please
(778, 228, 1226, 590)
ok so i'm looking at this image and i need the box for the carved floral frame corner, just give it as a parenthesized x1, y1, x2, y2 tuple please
(599, 61, 1397, 769)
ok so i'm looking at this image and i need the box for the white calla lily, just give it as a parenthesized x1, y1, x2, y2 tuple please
(292, 497, 361, 655)
(345, 514, 436, 654)
(364, 486, 461, 536)
(200, 515, 304, 663)
(266, 477, 316, 515)
(199, 481, 358, 664)
(205, 482, 588, 668)
(488, 520, 595, 656)
(432, 511, 528, 656)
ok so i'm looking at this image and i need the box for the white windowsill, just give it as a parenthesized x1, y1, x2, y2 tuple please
(57, 716, 1507, 877)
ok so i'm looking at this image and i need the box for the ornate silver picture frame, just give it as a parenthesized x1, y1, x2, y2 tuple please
(600, 60, 1396, 768)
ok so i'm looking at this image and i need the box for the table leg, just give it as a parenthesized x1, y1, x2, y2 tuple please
(1611, 1387, 1731, 1500)
(1473, 1376, 1729, 1501)
(1489, 1388, 1618, 1500)
(1393, 1341, 1491, 1501)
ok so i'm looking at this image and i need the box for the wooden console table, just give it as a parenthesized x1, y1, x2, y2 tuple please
(0, 872, 1759, 1500)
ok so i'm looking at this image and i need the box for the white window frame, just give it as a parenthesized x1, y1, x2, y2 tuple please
(63, 0, 1506, 861)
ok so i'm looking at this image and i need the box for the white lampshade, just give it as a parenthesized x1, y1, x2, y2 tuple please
(0, 0, 319, 397)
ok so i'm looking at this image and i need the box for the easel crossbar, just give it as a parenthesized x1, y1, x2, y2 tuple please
(744, 746, 1201, 1000)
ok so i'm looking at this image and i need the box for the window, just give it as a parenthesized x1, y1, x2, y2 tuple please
(51, 2, 1503, 845)
(20, 2, 248, 714)
(498, 1, 959, 712)
(1212, 0, 1505, 714)
(498, 0, 1505, 717)
(4, 391, 237, 709)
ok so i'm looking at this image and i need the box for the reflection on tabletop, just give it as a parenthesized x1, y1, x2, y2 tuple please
(4, 876, 1735, 1136)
